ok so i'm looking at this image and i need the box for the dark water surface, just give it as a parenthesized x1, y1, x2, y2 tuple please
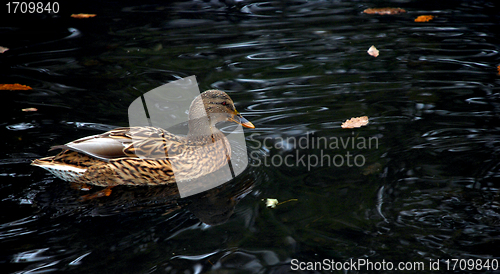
(2, 0, 500, 273)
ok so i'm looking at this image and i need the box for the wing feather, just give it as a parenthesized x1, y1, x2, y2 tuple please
(49, 127, 187, 161)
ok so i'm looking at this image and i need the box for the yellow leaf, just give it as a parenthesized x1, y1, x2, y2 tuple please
(0, 46, 8, 54)
(363, 8, 406, 15)
(71, 14, 96, 19)
(263, 198, 298, 208)
(0, 84, 32, 90)
(264, 198, 279, 208)
(367, 45, 379, 57)
(415, 15, 435, 22)
(341, 116, 369, 129)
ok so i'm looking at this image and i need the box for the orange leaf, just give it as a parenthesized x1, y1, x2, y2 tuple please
(415, 15, 434, 22)
(0, 84, 32, 90)
(497, 65, 500, 75)
(0, 46, 8, 54)
(22, 108, 38, 112)
(341, 116, 369, 129)
(363, 8, 406, 15)
(367, 45, 379, 57)
(71, 14, 96, 19)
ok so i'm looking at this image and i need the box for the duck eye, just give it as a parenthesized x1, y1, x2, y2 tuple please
(222, 101, 227, 106)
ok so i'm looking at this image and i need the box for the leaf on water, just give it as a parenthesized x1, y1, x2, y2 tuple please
(497, 65, 500, 75)
(362, 162, 382, 175)
(0, 84, 33, 90)
(22, 108, 38, 112)
(264, 198, 279, 208)
(414, 15, 435, 22)
(71, 14, 97, 19)
(0, 46, 9, 53)
(367, 45, 379, 57)
(363, 8, 406, 15)
(341, 116, 369, 129)
(263, 198, 298, 208)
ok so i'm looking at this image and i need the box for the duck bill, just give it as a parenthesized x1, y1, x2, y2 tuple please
(240, 117, 255, 129)
(231, 113, 255, 129)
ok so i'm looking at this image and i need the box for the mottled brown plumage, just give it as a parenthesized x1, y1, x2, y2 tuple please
(32, 90, 255, 186)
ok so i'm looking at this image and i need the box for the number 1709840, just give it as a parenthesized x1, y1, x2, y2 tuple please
(6, 2, 59, 13)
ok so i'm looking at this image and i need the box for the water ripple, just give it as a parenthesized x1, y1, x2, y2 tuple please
(6, 122, 37, 131)
(2, 1, 500, 273)
(64, 122, 118, 131)
(0, 219, 38, 240)
(246, 51, 302, 60)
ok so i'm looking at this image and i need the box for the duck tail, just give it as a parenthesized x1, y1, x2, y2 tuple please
(32, 157, 87, 182)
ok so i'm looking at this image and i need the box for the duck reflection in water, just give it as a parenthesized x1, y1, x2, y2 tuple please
(36, 174, 255, 225)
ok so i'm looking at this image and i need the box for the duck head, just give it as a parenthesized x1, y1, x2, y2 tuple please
(188, 90, 255, 132)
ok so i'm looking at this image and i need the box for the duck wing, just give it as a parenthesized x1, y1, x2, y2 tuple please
(49, 127, 131, 161)
(50, 127, 185, 161)
(121, 127, 186, 160)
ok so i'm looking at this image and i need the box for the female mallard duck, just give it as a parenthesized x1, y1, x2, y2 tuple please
(32, 90, 255, 186)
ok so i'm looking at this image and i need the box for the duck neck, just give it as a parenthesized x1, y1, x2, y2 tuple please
(186, 95, 226, 142)
(186, 116, 224, 142)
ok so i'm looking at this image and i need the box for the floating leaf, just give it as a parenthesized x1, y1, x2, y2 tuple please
(497, 65, 500, 75)
(0, 84, 32, 90)
(22, 108, 38, 112)
(363, 162, 382, 175)
(71, 14, 96, 19)
(367, 45, 379, 57)
(415, 15, 435, 22)
(363, 8, 406, 15)
(0, 46, 9, 53)
(262, 198, 298, 208)
(341, 116, 369, 129)
(264, 198, 279, 208)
